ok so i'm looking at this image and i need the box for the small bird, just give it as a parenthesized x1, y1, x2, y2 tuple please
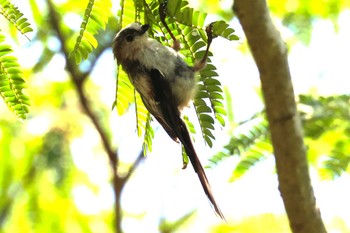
(113, 22, 224, 219)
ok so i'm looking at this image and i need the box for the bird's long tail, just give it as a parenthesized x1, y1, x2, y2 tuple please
(177, 118, 225, 220)
(146, 69, 224, 219)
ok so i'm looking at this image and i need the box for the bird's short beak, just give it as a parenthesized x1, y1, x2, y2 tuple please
(140, 24, 150, 34)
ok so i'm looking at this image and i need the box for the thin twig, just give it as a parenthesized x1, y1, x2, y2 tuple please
(122, 151, 145, 184)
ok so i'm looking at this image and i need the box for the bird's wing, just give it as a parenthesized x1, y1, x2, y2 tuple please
(129, 67, 177, 141)
(143, 68, 225, 219)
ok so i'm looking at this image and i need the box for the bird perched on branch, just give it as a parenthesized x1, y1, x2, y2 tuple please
(112, 22, 224, 219)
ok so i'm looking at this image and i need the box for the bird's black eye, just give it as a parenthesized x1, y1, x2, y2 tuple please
(126, 35, 134, 42)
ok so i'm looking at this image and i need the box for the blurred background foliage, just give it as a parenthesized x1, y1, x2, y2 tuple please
(0, 0, 350, 232)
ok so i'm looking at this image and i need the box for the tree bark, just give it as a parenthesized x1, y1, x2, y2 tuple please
(233, 1, 327, 233)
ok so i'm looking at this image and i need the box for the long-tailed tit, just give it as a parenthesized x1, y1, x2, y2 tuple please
(113, 22, 224, 219)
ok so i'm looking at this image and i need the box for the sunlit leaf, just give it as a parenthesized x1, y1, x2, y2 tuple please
(0, 32, 30, 119)
(70, 0, 112, 64)
(0, 1, 33, 39)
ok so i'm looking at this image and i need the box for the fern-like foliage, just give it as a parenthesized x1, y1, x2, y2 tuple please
(211, 21, 239, 41)
(113, 68, 134, 115)
(208, 114, 272, 181)
(113, 0, 143, 116)
(0, 0, 32, 119)
(112, 0, 141, 117)
(135, 90, 149, 136)
(113, 0, 155, 154)
(161, 1, 237, 147)
(143, 114, 154, 154)
(0, 33, 30, 119)
(69, 0, 112, 64)
(299, 94, 350, 179)
(0, 0, 33, 39)
(114, 0, 238, 154)
(154, 1, 236, 146)
(300, 94, 350, 139)
(320, 147, 350, 180)
(229, 140, 272, 181)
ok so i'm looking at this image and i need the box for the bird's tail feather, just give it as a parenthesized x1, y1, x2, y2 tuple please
(177, 119, 225, 220)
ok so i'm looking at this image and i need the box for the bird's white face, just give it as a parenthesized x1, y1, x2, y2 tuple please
(127, 22, 149, 36)
(113, 23, 150, 61)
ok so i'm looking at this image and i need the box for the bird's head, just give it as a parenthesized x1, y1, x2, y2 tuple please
(113, 22, 150, 62)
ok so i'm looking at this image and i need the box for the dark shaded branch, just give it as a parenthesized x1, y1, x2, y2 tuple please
(46, 0, 116, 166)
(233, 1, 327, 233)
(46, 2, 146, 233)
(81, 44, 111, 81)
(47, 2, 121, 232)
(114, 150, 144, 233)
(122, 151, 144, 185)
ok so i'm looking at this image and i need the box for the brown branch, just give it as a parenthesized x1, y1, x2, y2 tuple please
(233, 1, 327, 233)
(122, 151, 145, 185)
(46, 1, 122, 231)
(46, 0, 116, 166)
(81, 44, 111, 81)
(46, 2, 146, 233)
(114, 150, 144, 233)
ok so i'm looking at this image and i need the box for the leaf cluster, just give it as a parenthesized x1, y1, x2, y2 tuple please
(299, 94, 350, 179)
(69, 0, 112, 64)
(208, 112, 272, 181)
(210, 94, 350, 181)
(0, 33, 30, 119)
(0, 0, 32, 119)
(0, 0, 33, 39)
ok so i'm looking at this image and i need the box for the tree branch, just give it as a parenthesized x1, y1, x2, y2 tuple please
(81, 44, 111, 81)
(122, 151, 145, 185)
(233, 1, 327, 232)
(46, 2, 146, 233)
(114, 150, 144, 233)
(46, 0, 116, 166)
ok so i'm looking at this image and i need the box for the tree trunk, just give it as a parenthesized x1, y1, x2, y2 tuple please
(233, 1, 327, 232)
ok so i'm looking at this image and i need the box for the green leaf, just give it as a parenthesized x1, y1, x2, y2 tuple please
(299, 94, 350, 179)
(143, 114, 154, 155)
(83, 31, 98, 48)
(199, 114, 215, 124)
(135, 92, 149, 137)
(208, 116, 270, 169)
(0, 44, 12, 53)
(195, 91, 209, 98)
(70, 0, 112, 64)
(90, 12, 105, 29)
(0, 33, 30, 119)
(115, 68, 134, 115)
(196, 105, 212, 113)
(0, 1, 33, 39)
(191, 40, 206, 52)
(211, 20, 239, 41)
